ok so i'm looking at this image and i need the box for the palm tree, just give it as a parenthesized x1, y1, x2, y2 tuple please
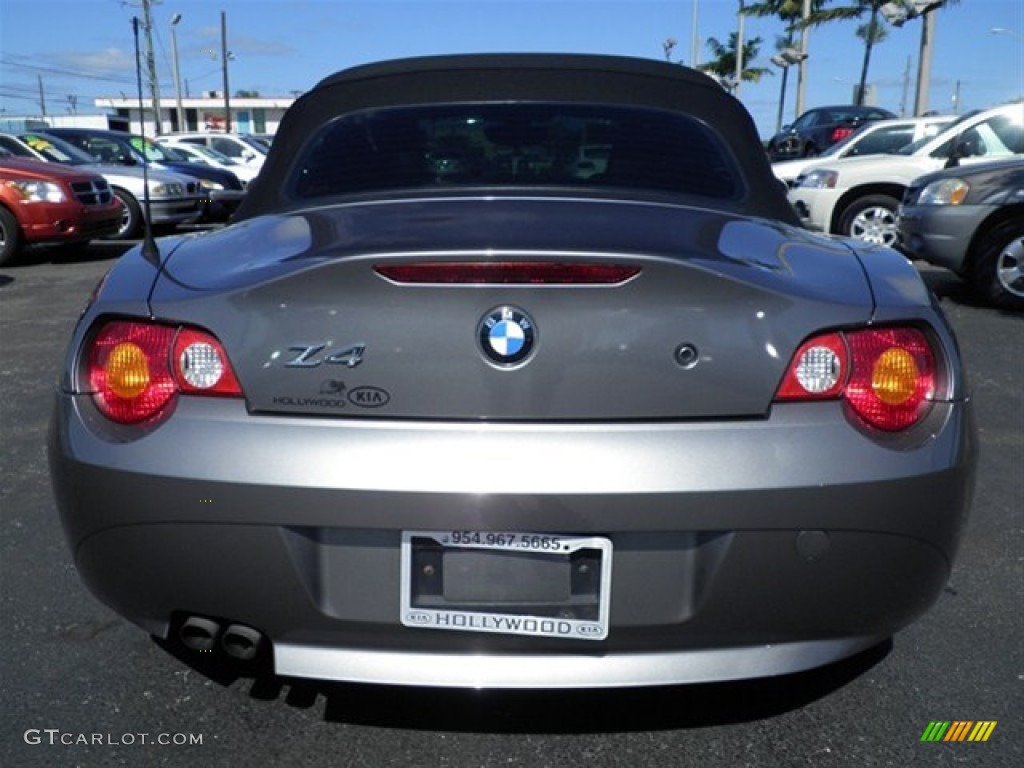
(853, 9, 888, 104)
(749, 1, 960, 109)
(701, 33, 772, 91)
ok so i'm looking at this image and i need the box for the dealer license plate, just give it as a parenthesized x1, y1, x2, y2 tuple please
(400, 531, 612, 640)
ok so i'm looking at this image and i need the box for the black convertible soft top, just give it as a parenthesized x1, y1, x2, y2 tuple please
(235, 53, 796, 223)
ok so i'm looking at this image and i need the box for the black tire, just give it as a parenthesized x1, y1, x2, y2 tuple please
(0, 206, 23, 267)
(111, 188, 142, 240)
(838, 194, 901, 247)
(803, 143, 819, 158)
(973, 219, 1024, 310)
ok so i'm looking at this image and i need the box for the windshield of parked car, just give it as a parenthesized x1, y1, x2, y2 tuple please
(239, 135, 270, 153)
(292, 103, 743, 201)
(16, 133, 100, 165)
(130, 136, 186, 163)
(897, 111, 982, 156)
(839, 124, 920, 157)
(181, 143, 241, 165)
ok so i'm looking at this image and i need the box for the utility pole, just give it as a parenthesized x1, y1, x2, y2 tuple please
(37, 74, 46, 118)
(914, 9, 936, 115)
(899, 55, 911, 117)
(170, 13, 185, 131)
(221, 10, 231, 132)
(140, 0, 162, 134)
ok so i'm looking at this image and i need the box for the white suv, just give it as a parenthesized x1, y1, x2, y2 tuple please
(772, 115, 954, 187)
(159, 133, 267, 169)
(788, 103, 1024, 246)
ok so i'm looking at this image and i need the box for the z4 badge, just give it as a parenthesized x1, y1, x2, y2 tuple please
(283, 343, 366, 369)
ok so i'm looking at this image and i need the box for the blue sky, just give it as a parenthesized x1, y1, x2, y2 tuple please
(1, 0, 1022, 139)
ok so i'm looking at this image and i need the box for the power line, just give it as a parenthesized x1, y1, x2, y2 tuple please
(0, 56, 136, 85)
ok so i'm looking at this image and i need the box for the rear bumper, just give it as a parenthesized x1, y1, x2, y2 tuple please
(49, 395, 976, 687)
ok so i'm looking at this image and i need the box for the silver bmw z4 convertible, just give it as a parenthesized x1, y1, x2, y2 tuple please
(49, 54, 976, 689)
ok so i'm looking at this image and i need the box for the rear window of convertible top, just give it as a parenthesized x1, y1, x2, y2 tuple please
(290, 103, 743, 201)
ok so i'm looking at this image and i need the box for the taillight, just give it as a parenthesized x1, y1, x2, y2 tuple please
(830, 126, 855, 143)
(775, 327, 937, 432)
(845, 328, 935, 430)
(87, 320, 242, 424)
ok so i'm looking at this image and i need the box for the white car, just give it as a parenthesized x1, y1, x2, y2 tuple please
(772, 115, 954, 187)
(788, 103, 1024, 246)
(155, 140, 260, 186)
(159, 132, 267, 169)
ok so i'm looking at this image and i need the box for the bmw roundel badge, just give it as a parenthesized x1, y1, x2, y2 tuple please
(479, 306, 536, 366)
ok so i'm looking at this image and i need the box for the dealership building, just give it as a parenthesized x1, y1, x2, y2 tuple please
(90, 93, 295, 136)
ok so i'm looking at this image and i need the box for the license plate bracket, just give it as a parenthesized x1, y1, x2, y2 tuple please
(400, 531, 612, 640)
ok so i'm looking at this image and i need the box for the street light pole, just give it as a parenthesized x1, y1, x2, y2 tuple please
(170, 13, 185, 132)
(772, 48, 807, 133)
(795, 0, 811, 118)
(221, 10, 231, 132)
(771, 58, 790, 134)
(691, 0, 700, 67)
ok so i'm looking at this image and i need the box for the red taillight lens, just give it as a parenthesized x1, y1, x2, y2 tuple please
(775, 327, 937, 432)
(831, 126, 855, 143)
(375, 262, 641, 285)
(87, 321, 242, 424)
(844, 328, 935, 431)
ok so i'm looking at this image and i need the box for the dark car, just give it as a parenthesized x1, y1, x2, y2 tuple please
(767, 105, 896, 161)
(48, 54, 975, 690)
(44, 127, 244, 223)
(899, 157, 1024, 309)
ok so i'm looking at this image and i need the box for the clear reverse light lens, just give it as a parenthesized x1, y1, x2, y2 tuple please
(795, 345, 842, 393)
(179, 341, 225, 389)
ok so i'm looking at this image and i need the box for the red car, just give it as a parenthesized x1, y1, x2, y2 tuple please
(0, 156, 124, 266)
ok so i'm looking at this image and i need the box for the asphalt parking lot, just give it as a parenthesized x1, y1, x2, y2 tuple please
(1, 241, 1020, 768)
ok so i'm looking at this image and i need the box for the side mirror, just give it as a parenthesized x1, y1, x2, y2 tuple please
(944, 138, 968, 169)
(117, 153, 138, 166)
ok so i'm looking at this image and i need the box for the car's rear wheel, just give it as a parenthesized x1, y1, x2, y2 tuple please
(111, 188, 142, 240)
(974, 219, 1024, 310)
(839, 194, 900, 246)
(0, 206, 23, 267)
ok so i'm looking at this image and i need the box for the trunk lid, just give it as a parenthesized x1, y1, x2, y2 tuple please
(150, 197, 873, 421)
